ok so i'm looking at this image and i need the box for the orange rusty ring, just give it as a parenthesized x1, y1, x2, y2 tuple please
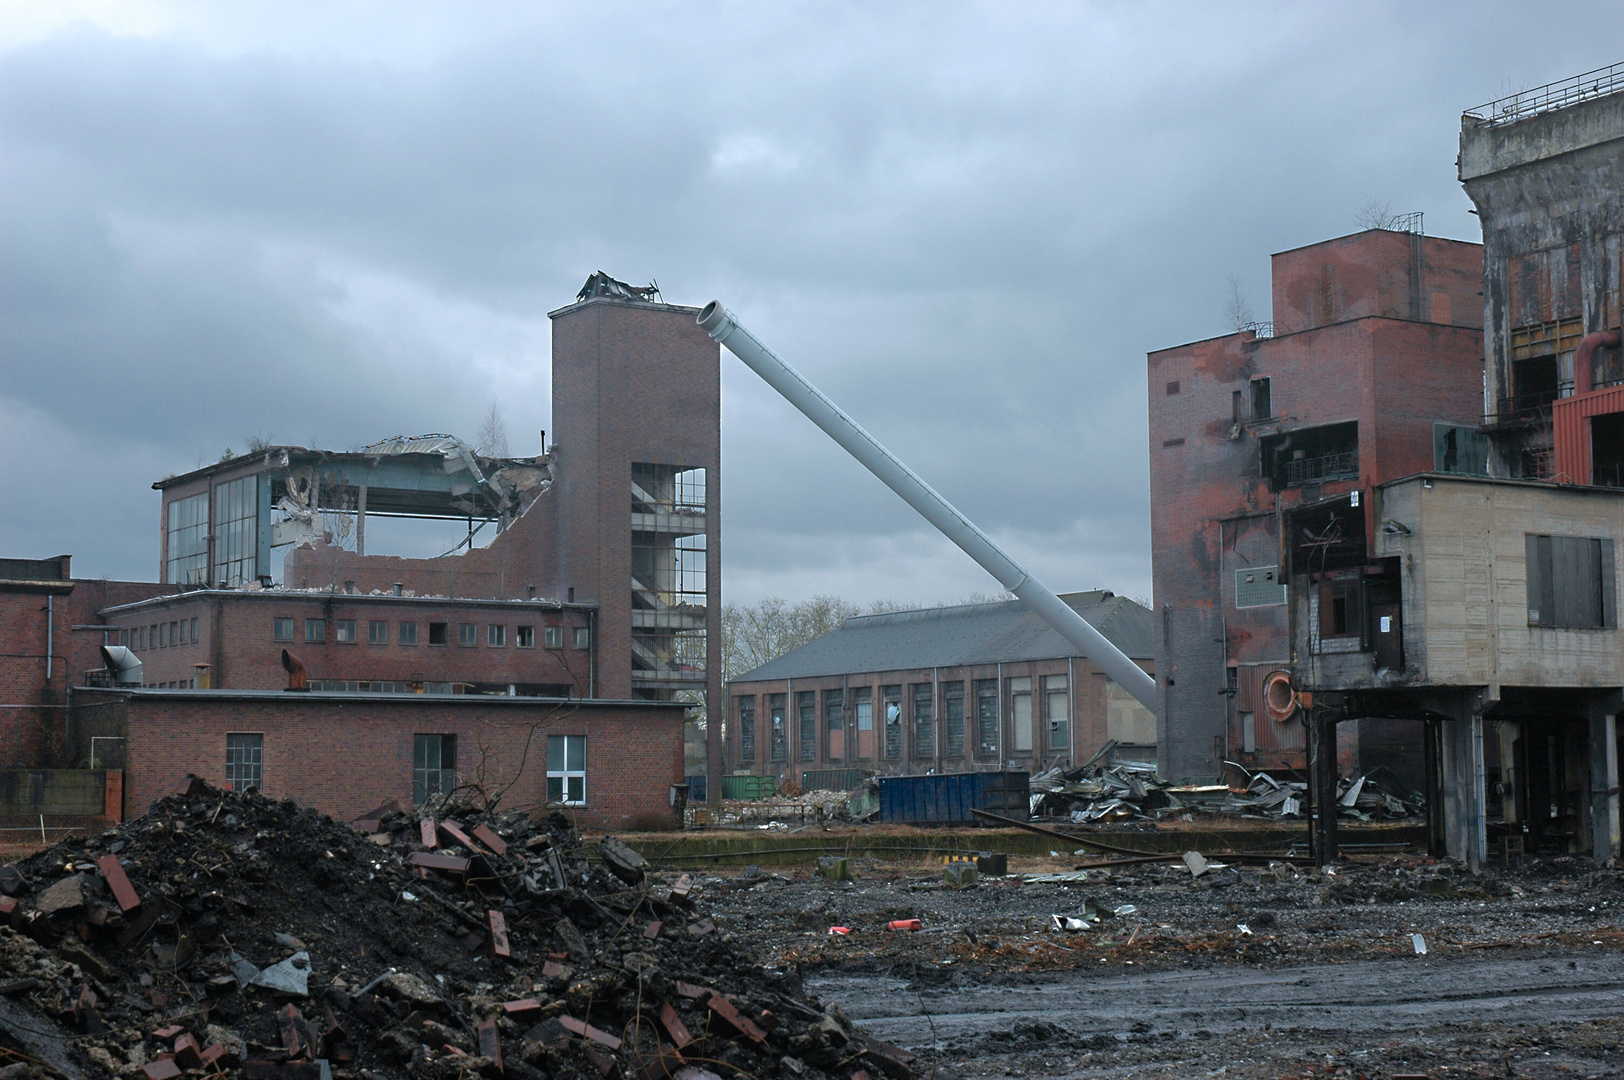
(1262, 669, 1298, 722)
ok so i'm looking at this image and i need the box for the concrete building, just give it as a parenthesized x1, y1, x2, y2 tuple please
(1147, 228, 1485, 783)
(725, 592, 1155, 783)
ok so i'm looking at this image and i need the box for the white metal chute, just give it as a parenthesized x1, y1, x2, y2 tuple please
(696, 301, 1158, 713)
(100, 645, 143, 686)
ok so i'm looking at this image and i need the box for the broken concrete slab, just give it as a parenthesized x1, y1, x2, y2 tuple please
(250, 951, 311, 996)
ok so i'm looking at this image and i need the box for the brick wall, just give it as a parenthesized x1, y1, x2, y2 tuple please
(121, 692, 685, 829)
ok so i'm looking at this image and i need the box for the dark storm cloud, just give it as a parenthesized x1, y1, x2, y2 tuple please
(1, 2, 1619, 600)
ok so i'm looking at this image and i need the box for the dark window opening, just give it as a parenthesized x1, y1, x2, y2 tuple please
(1527, 534, 1616, 629)
(882, 686, 902, 759)
(824, 690, 844, 762)
(1165, 380, 1180, 395)
(911, 683, 933, 758)
(1593, 412, 1624, 487)
(737, 697, 756, 764)
(1434, 423, 1490, 476)
(1162, 437, 1185, 448)
(1510, 355, 1559, 418)
(943, 682, 965, 758)
(1249, 377, 1271, 421)
(1260, 421, 1359, 490)
(1232, 390, 1244, 424)
(413, 734, 456, 804)
(1289, 494, 1368, 576)
(975, 679, 999, 758)
(428, 622, 448, 646)
(768, 694, 787, 761)
(797, 691, 817, 763)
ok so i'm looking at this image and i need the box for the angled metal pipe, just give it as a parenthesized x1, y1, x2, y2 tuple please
(697, 301, 1158, 713)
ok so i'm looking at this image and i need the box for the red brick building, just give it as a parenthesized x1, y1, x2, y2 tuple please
(1148, 228, 1485, 783)
(74, 687, 686, 828)
(726, 592, 1156, 783)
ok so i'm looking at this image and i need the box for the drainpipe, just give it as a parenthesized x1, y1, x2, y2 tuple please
(45, 595, 54, 682)
(1573, 329, 1622, 396)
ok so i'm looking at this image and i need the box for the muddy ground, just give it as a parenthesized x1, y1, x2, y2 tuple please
(695, 852, 1624, 1078)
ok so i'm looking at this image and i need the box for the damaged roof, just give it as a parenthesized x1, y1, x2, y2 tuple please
(732, 591, 1153, 683)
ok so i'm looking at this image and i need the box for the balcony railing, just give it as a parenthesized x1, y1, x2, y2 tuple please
(1466, 63, 1624, 128)
(1286, 450, 1358, 487)
(1491, 391, 1558, 427)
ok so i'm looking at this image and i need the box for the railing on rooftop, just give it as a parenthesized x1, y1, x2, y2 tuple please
(1466, 62, 1624, 127)
(1239, 321, 1275, 339)
(1286, 450, 1358, 487)
(1491, 390, 1559, 427)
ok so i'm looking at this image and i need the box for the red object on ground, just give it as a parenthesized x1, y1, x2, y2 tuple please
(471, 824, 508, 855)
(706, 995, 767, 1043)
(488, 910, 511, 957)
(408, 852, 470, 874)
(419, 819, 438, 848)
(827, 926, 852, 935)
(887, 919, 921, 932)
(140, 1060, 181, 1080)
(438, 820, 476, 848)
(96, 855, 141, 912)
(658, 1002, 693, 1048)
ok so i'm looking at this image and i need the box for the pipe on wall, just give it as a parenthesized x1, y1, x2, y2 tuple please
(1573, 329, 1623, 396)
(697, 301, 1159, 714)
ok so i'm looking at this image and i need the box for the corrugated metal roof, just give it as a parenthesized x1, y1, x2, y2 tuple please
(732, 591, 1153, 684)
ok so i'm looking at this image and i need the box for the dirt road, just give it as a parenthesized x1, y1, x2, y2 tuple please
(809, 951, 1624, 1078)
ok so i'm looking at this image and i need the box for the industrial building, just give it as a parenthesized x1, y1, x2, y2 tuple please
(725, 591, 1155, 783)
(0, 274, 716, 824)
(1148, 227, 1486, 784)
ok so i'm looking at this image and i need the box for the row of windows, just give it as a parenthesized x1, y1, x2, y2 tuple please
(225, 732, 588, 807)
(735, 677, 1069, 765)
(124, 618, 200, 651)
(270, 618, 588, 650)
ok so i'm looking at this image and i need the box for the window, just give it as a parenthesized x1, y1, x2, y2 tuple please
(547, 735, 586, 805)
(428, 622, 448, 646)
(737, 697, 756, 764)
(1165, 380, 1180, 395)
(768, 694, 787, 762)
(304, 619, 325, 644)
(1249, 377, 1271, 421)
(573, 626, 590, 650)
(399, 621, 419, 646)
(413, 734, 457, 805)
(797, 691, 817, 763)
(1235, 566, 1287, 608)
(516, 625, 535, 648)
(854, 687, 873, 737)
(212, 475, 260, 587)
(368, 620, 388, 644)
(1010, 677, 1034, 753)
(1044, 675, 1069, 751)
(882, 685, 902, 759)
(975, 679, 999, 758)
(488, 625, 507, 647)
(1434, 423, 1490, 476)
(165, 492, 209, 585)
(1527, 534, 1617, 629)
(943, 682, 965, 758)
(544, 626, 564, 648)
(824, 690, 844, 762)
(272, 618, 294, 642)
(189, 617, 199, 643)
(1259, 421, 1358, 490)
(225, 733, 262, 792)
(335, 620, 356, 643)
(458, 623, 477, 646)
(912, 683, 934, 758)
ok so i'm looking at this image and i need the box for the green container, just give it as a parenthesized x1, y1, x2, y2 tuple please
(721, 774, 779, 800)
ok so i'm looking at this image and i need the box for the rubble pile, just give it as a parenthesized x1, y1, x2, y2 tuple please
(1031, 746, 1423, 824)
(0, 781, 910, 1080)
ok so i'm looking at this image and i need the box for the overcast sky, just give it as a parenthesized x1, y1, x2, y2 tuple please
(1, 2, 1617, 606)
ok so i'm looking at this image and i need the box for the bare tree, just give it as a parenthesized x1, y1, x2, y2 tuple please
(1224, 274, 1255, 331)
(476, 402, 510, 457)
(246, 432, 273, 453)
(1353, 198, 1402, 231)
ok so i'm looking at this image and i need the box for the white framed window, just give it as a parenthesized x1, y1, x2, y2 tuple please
(336, 620, 356, 643)
(547, 735, 586, 805)
(413, 734, 456, 804)
(516, 625, 535, 648)
(1044, 675, 1069, 750)
(573, 626, 590, 649)
(545, 626, 564, 648)
(488, 624, 507, 647)
(225, 733, 263, 791)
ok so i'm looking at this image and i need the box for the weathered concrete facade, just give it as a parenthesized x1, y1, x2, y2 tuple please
(1148, 230, 1484, 783)
(1462, 90, 1624, 479)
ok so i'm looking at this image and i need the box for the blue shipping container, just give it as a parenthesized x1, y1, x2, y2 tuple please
(877, 771, 1030, 824)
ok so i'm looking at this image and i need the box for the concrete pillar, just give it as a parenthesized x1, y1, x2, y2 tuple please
(1309, 709, 1339, 865)
(1590, 710, 1620, 863)
(1440, 715, 1487, 869)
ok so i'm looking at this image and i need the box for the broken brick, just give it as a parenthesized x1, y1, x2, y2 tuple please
(659, 1002, 693, 1048)
(438, 820, 476, 848)
(522, 1017, 568, 1047)
(707, 994, 767, 1043)
(419, 818, 438, 848)
(686, 918, 715, 937)
(408, 851, 471, 874)
(584, 1047, 617, 1076)
(634, 1044, 685, 1080)
(644, 920, 663, 940)
(489, 909, 511, 957)
(671, 873, 693, 899)
(95, 854, 141, 913)
(200, 1044, 226, 1068)
(477, 1018, 504, 1072)
(676, 981, 709, 999)
(471, 823, 509, 855)
(501, 998, 542, 1019)
(152, 1024, 183, 1041)
(560, 1013, 623, 1050)
(172, 1033, 204, 1070)
(140, 1059, 181, 1080)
